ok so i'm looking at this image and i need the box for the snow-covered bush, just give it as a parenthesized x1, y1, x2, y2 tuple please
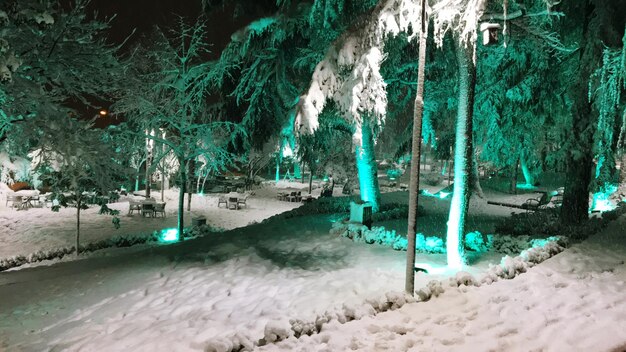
(263, 320, 293, 343)
(415, 280, 445, 302)
(464, 231, 492, 252)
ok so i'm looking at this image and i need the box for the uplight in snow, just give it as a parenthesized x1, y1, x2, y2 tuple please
(161, 228, 179, 242)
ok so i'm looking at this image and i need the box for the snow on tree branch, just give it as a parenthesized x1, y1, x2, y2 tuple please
(296, 0, 426, 145)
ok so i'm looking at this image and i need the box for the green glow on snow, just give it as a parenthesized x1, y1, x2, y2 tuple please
(516, 183, 536, 190)
(438, 191, 451, 199)
(446, 201, 465, 270)
(160, 228, 179, 242)
(590, 183, 618, 212)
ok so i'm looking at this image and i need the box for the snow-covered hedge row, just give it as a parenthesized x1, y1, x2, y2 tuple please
(204, 291, 416, 352)
(332, 222, 553, 255)
(416, 236, 567, 301)
(0, 224, 218, 271)
(204, 236, 565, 352)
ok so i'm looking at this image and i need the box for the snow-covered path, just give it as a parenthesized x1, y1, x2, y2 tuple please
(261, 215, 626, 352)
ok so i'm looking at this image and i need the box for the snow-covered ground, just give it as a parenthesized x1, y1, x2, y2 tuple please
(1, 179, 623, 351)
(262, 214, 626, 352)
(0, 181, 314, 260)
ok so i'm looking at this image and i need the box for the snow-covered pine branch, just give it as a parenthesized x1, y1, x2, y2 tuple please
(296, 0, 490, 145)
(296, 0, 425, 145)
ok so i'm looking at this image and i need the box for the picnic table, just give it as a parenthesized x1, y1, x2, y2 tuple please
(128, 197, 166, 217)
(218, 192, 248, 210)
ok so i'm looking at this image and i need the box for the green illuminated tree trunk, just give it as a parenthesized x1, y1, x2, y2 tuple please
(446, 41, 476, 268)
(355, 117, 381, 212)
(520, 155, 535, 186)
(405, 0, 427, 295)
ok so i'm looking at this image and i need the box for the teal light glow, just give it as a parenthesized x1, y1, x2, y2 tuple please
(438, 191, 451, 199)
(414, 262, 449, 275)
(590, 183, 618, 212)
(425, 237, 441, 250)
(355, 145, 379, 212)
(282, 144, 293, 158)
(516, 183, 536, 190)
(160, 228, 179, 242)
(446, 201, 465, 270)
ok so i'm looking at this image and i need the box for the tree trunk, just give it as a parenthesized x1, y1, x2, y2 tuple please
(355, 117, 381, 212)
(161, 166, 165, 201)
(445, 41, 476, 269)
(562, 154, 593, 224)
(308, 166, 314, 194)
(560, 1, 600, 225)
(471, 152, 485, 198)
(187, 160, 194, 212)
(177, 159, 186, 241)
(510, 157, 519, 194)
(275, 156, 280, 184)
(447, 156, 452, 186)
(145, 153, 152, 199)
(405, 0, 427, 295)
(76, 197, 81, 256)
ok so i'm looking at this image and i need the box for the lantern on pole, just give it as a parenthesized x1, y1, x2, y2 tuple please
(480, 22, 501, 46)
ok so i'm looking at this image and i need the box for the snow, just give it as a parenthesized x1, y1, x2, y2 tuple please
(1, 182, 625, 351)
(259, 215, 626, 352)
(0, 185, 303, 260)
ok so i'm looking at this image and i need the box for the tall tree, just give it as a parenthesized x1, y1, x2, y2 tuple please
(0, 0, 123, 145)
(34, 116, 128, 254)
(115, 19, 238, 240)
(558, 0, 626, 224)
(405, 0, 428, 294)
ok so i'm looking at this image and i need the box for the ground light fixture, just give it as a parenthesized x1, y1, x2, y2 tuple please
(160, 228, 179, 242)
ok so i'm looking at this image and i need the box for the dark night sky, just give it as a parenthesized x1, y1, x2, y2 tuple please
(82, 0, 264, 127)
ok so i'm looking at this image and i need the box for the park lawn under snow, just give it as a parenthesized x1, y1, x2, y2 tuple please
(1, 182, 623, 351)
(0, 183, 307, 260)
(0, 189, 512, 351)
(261, 215, 626, 352)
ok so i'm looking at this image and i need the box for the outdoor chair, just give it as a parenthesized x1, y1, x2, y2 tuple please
(42, 193, 54, 208)
(128, 199, 142, 215)
(286, 191, 298, 202)
(5, 194, 17, 208)
(218, 196, 228, 207)
(228, 197, 239, 210)
(523, 193, 551, 212)
(237, 195, 248, 208)
(551, 194, 564, 207)
(29, 195, 40, 207)
(153, 203, 166, 217)
(141, 203, 154, 217)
